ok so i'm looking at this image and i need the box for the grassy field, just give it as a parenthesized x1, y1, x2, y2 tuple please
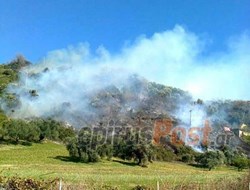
(0, 141, 247, 189)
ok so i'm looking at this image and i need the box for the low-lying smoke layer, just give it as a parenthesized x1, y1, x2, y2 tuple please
(2, 25, 250, 126)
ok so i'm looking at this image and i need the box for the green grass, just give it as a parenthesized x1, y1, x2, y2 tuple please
(0, 141, 247, 189)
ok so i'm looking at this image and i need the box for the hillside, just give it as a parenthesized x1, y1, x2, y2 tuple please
(0, 57, 250, 189)
(0, 57, 250, 153)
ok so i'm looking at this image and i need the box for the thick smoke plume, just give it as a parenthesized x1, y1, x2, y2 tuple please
(2, 25, 250, 127)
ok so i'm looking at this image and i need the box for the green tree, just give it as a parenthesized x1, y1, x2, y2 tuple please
(66, 137, 79, 159)
(66, 128, 103, 163)
(220, 146, 238, 165)
(195, 151, 225, 171)
(2, 119, 40, 143)
(233, 156, 249, 171)
(152, 145, 176, 162)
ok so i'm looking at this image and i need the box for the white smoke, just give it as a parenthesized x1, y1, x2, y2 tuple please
(3, 25, 250, 124)
(116, 26, 250, 100)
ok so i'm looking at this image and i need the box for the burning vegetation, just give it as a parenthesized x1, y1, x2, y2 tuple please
(0, 56, 249, 172)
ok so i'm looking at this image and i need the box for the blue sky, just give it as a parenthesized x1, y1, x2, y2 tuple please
(0, 0, 249, 63)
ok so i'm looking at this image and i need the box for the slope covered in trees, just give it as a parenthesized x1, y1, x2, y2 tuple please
(0, 56, 250, 170)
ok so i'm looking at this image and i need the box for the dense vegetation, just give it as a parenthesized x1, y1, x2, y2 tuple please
(0, 56, 250, 168)
(66, 127, 176, 166)
(0, 56, 75, 144)
(0, 56, 250, 189)
(0, 118, 75, 144)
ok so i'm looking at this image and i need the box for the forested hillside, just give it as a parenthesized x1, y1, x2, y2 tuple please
(0, 56, 250, 170)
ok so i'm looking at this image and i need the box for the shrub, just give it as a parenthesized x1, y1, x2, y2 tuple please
(181, 154, 194, 163)
(152, 145, 176, 162)
(195, 151, 225, 170)
(2, 69, 13, 76)
(232, 156, 249, 171)
(0, 175, 58, 189)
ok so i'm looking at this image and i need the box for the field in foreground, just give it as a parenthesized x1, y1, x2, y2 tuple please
(0, 141, 248, 190)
